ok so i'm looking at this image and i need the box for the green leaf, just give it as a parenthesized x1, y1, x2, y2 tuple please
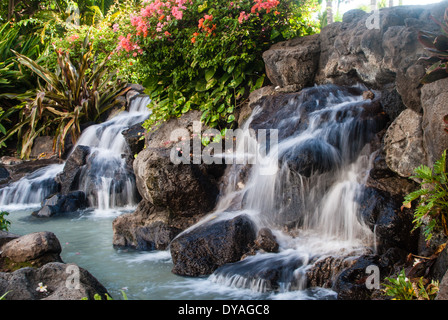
(205, 68, 216, 82)
(195, 79, 207, 92)
(254, 74, 266, 90)
(217, 103, 225, 113)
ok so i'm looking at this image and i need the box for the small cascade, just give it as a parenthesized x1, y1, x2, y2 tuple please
(75, 95, 151, 212)
(205, 84, 387, 294)
(0, 95, 151, 213)
(0, 163, 63, 209)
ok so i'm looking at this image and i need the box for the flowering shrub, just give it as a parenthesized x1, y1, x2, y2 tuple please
(50, 1, 143, 84)
(113, 0, 318, 131)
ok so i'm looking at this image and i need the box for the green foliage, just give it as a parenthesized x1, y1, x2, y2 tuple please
(0, 21, 49, 113)
(113, 0, 319, 131)
(82, 290, 128, 300)
(403, 150, 448, 242)
(418, 8, 448, 84)
(383, 269, 439, 300)
(0, 211, 11, 231)
(51, 1, 142, 84)
(0, 291, 9, 300)
(1, 34, 130, 159)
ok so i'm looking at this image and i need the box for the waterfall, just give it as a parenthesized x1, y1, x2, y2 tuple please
(0, 164, 63, 210)
(0, 95, 151, 213)
(75, 95, 151, 213)
(207, 84, 385, 293)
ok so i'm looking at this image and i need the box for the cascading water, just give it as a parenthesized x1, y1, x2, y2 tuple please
(0, 95, 151, 213)
(1, 84, 388, 300)
(204, 84, 387, 294)
(75, 95, 151, 213)
(0, 164, 63, 210)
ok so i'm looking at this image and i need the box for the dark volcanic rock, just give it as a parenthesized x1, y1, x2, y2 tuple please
(358, 187, 418, 254)
(32, 191, 89, 217)
(170, 214, 257, 276)
(55, 145, 90, 195)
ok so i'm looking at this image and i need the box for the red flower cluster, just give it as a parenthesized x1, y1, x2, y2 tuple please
(251, 0, 280, 14)
(198, 14, 216, 35)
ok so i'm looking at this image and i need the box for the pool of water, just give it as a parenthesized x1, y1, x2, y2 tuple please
(5, 206, 337, 300)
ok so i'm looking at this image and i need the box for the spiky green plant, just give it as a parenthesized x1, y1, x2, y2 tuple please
(1, 34, 130, 159)
(403, 150, 448, 241)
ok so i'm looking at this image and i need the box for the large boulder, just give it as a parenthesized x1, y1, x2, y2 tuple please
(133, 110, 226, 216)
(134, 147, 224, 217)
(0, 232, 62, 269)
(112, 200, 184, 251)
(262, 34, 320, 91)
(0, 262, 108, 300)
(170, 214, 257, 276)
(383, 109, 427, 178)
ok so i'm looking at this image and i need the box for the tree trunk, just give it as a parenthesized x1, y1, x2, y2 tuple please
(327, 0, 333, 25)
(7, 0, 15, 20)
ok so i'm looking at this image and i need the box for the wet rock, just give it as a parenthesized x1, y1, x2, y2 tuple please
(0, 262, 108, 300)
(358, 187, 418, 254)
(306, 255, 357, 289)
(122, 121, 145, 156)
(32, 191, 89, 217)
(362, 91, 375, 100)
(333, 254, 391, 300)
(112, 201, 184, 250)
(211, 252, 304, 292)
(254, 228, 279, 253)
(55, 145, 90, 195)
(282, 138, 341, 177)
(134, 221, 181, 251)
(1, 232, 62, 268)
(0, 165, 10, 185)
(170, 214, 257, 276)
